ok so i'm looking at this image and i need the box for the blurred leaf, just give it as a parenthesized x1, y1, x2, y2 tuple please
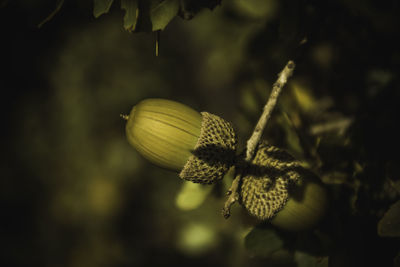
(93, 0, 114, 18)
(311, 43, 334, 69)
(240, 86, 261, 115)
(389, 179, 400, 194)
(290, 80, 318, 114)
(294, 251, 329, 267)
(121, 0, 138, 31)
(366, 69, 394, 98)
(179, 0, 221, 20)
(310, 117, 353, 136)
(151, 0, 179, 31)
(175, 182, 213, 211)
(94, 0, 220, 32)
(244, 225, 284, 257)
(177, 222, 218, 255)
(321, 171, 349, 185)
(233, 0, 277, 19)
(378, 200, 400, 237)
(279, 112, 303, 156)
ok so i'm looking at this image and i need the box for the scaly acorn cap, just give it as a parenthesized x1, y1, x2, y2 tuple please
(125, 98, 237, 184)
(180, 111, 237, 184)
(239, 140, 328, 231)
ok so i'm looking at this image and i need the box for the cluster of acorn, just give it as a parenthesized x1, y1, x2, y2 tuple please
(124, 98, 328, 231)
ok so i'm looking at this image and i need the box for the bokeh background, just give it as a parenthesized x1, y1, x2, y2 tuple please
(2, 0, 400, 266)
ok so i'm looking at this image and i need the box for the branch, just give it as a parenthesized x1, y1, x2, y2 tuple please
(246, 60, 295, 161)
(222, 60, 295, 219)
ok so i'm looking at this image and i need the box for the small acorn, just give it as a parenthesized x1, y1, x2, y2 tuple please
(239, 141, 328, 231)
(124, 98, 238, 184)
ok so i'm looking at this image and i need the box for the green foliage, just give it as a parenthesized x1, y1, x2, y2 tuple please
(93, 0, 221, 32)
(150, 0, 179, 31)
(294, 251, 329, 267)
(378, 200, 400, 237)
(93, 0, 114, 18)
(244, 225, 284, 257)
(33, 0, 221, 31)
(244, 222, 332, 265)
(175, 182, 213, 211)
(120, 0, 138, 31)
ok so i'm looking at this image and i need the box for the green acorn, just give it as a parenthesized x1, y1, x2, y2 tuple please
(239, 141, 328, 231)
(124, 98, 238, 184)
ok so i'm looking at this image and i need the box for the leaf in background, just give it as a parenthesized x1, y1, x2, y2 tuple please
(151, 0, 179, 31)
(279, 112, 304, 156)
(290, 80, 318, 114)
(121, 0, 139, 32)
(390, 179, 400, 194)
(94, 0, 221, 32)
(240, 86, 261, 116)
(93, 0, 114, 18)
(244, 225, 284, 257)
(175, 182, 213, 211)
(179, 0, 222, 20)
(294, 251, 329, 267)
(233, 0, 277, 19)
(378, 200, 400, 237)
(176, 222, 218, 255)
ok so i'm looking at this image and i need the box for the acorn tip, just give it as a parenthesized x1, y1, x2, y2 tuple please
(120, 114, 129, 121)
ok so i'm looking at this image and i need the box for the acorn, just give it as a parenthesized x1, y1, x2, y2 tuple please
(239, 141, 328, 231)
(124, 98, 238, 184)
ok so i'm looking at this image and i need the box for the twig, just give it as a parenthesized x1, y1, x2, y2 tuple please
(222, 172, 241, 219)
(246, 61, 295, 160)
(222, 60, 295, 219)
(155, 30, 160, 57)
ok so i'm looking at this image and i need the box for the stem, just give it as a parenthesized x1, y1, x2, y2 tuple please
(155, 30, 160, 57)
(222, 173, 241, 219)
(222, 60, 295, 219)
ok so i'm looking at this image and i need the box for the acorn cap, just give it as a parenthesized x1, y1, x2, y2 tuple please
(179, 112, 238, 184)
(239, 141, 302, 220)
(125, 98, 238, 184)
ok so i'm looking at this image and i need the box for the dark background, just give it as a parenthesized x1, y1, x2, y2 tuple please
(2, 0, 400, 266)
